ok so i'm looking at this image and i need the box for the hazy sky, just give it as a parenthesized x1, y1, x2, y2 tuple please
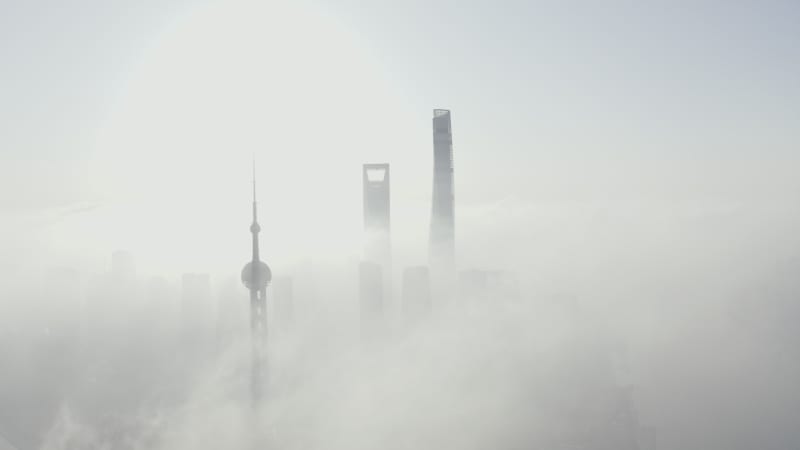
(2, 0, 799, 281)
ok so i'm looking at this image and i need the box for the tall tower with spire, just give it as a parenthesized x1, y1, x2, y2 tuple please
(241, 163, 271, 403)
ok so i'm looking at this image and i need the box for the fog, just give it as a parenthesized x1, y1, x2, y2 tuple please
(3, 193, 800, 450)
(3, 0, 800, 449)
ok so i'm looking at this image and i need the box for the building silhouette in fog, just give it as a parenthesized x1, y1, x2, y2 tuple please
(180, 273, 214, 354)
(241, 168, 271, 403)
(359, 261, 384, 339)
(430, 109, 455, 292)
(401, 266, 431, 324)
(362, 163, 391, 298)
(458, 269, 520, 303)
(273, 276, 294, 333)
(216, 277, 247, 347)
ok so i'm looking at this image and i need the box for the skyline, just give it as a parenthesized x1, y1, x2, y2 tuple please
(2, 1, 800, 283)
(2, 2, 800, 449)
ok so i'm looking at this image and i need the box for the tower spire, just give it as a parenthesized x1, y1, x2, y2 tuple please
(252, 156, 258, 223)
(242, 159, 271, 405)
(250, 157, 261, 260)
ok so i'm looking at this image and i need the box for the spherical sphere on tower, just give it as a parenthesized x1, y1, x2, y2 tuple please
(241, 260, 271, 290)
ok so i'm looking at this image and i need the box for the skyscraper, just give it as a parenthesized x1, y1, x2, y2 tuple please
(430, 109, 455, 293)
(362, 163, 391, 303)
(358, 261, 384, 340)
(363, 163, 391, 268)
(241, 166, 271, 403)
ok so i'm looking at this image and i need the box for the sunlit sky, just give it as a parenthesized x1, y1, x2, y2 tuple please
(2, 0, 799, 284)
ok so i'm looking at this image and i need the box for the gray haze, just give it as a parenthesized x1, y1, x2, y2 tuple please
(2, 0, 800, 449)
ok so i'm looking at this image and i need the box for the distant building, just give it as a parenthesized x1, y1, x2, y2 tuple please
(458, 269, 520, 302)
(273, 276, 294, 332)
(363, 163, 391, 300)
(181, 273, 214, 352)
(292, 260, 318, 321)
(359, 261, 384, 339)
(145, 276, 178, 350)
(401, 266, 432, 324)
(216, 276, 247, 347)
(430, 109, 455, 298)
